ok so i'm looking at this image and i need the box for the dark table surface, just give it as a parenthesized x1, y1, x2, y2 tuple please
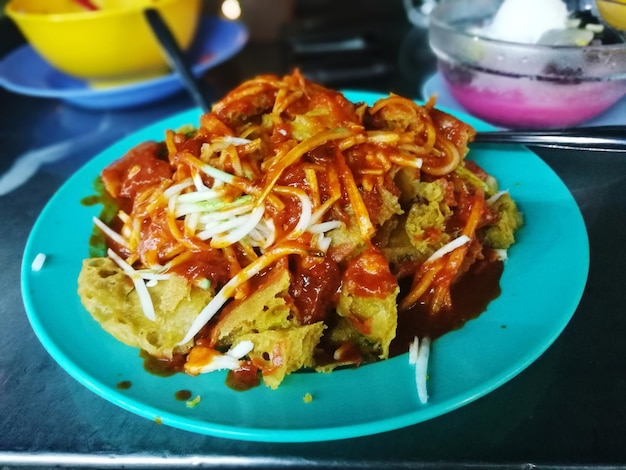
(2, 2, 626, 469)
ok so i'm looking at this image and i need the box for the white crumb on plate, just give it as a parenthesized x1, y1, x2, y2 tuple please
(31, 253, 46, 272)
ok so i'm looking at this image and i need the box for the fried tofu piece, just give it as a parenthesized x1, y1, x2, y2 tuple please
(326, 206, 369, 263)
(481, 192, 524, 249)
(429, 107, 476, 155)
(239, 323, 326, 389)
(404, 181, 452, 256)
(77, 257, 213, 358)
(209, 263, 296, 348)
(334, 286, 399, 360)
(333, 250, 399, 359)
(379, 180, 452, 266)
(208, 262, 326, 389)
(366, 183, 404, 227)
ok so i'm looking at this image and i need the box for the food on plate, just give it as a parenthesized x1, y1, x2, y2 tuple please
(78, 70, 523, 390)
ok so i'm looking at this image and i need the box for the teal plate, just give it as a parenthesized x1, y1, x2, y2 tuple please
(21, 92, 589, 442)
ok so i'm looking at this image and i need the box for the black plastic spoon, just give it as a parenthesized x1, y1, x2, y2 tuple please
(144, 7, 211, 112)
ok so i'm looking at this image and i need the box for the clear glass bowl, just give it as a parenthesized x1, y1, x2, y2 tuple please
(428, 0, 626, 128)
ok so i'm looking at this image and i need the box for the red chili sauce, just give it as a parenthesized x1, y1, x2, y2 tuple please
(390, 256, 503, 357)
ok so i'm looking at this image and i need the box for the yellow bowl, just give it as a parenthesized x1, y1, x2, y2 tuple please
(596, 0, 626, 30)
(5, 0, 201, 86)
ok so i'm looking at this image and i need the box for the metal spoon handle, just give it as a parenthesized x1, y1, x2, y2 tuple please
(144, 8, 210, 112)
(473, 126, 626, 152)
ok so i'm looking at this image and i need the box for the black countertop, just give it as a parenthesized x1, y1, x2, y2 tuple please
(2, 3, 626, 468)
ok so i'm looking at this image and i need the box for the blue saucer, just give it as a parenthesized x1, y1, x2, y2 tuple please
(0, 17, 248, 109)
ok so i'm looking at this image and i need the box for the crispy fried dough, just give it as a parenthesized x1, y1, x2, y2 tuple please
(209, 262, 296, 347)
(77, 257, 213, 358)
(239, 323, 326, 389)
